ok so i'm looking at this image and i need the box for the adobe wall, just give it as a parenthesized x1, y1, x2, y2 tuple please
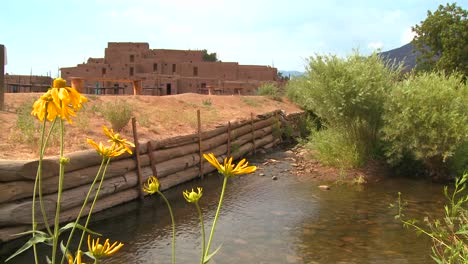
(61, 42, 278, 95)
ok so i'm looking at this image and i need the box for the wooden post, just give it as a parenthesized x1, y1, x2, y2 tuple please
(133, 80, 142, 95)
(197, 109, 204, 179)
(131, 117, 144, 200)
(251, 112, 256, 154)
(147, 141, 158, 177)
(70, 78, 84, 93)
(227, 121, 231, 157)
(0, 44, 5, 111)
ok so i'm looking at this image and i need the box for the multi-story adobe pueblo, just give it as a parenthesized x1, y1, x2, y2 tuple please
(61, 42, 278, 95)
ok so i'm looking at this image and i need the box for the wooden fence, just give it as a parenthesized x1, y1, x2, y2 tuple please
(0, 109, 303, 243)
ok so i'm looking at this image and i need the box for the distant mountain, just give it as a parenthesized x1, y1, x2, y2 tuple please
(378, 42, 422, 72)
(279, 70, 304, 78)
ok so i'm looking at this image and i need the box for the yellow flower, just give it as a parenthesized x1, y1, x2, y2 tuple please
(203, 153, 256, 177)
(143, 176, 160, 194)
(67, 250, 86, 264)
(88, 235, 124, 258)
(53, 77, 67, 88)
(87, 138, 126, 157)
(183, 187, 203, 203)
(30, 77, 87, 123)
(103, 126, 135, 154)
(31, 91, 61, 121)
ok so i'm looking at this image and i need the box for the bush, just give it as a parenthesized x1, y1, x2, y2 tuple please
(305, 128, 364, 168)
(287, 51, 402, 166)
(100, 100, 133, 131)
(381, 72, 468, 180)
(257, 83, 283, 101)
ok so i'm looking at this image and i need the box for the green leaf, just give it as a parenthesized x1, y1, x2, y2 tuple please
(204, 244, 223, 263)
(58, 222, 101, 236)
(5, 233, 50, 262)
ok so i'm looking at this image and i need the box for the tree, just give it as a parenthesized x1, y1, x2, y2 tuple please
(202, 49, 218, 62)
(412, 3, 468, 76)
(381, 72, 468, 181)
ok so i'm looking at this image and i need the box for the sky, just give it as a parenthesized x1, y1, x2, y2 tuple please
(1, 0, 466, 76)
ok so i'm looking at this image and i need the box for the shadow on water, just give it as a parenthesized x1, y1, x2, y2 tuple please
(1, 147, 447, 263)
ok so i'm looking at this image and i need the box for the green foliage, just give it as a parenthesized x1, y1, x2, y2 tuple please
(381, 72, 468, 179)
(14, 101, 60, 146)
(202, 98, 212, 107)
(240, 97, 260, 107)
(202, 49, 218, 62)
(257, 83, 283, 101)
(412, 3, 468, 76)
(287, 51, 401, 166)
(391, 173, 468, 263)
(305, 128, 364, 168)
(15, 101, 40, 144)
(100, 100, 133, 131)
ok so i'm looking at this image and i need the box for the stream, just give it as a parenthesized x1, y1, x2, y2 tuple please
(1, 147, 447, 263)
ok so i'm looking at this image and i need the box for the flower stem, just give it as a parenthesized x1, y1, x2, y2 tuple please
(38, 118, 57, 235)
(205, 175, 228, 259)
(195, 202, 206, 264)
(157, 191, 176, 264)
(77, 158, 111, 251)
(59, 158, 106, 264)
(51, 119, 65, 264)
(31, 116, 49, 264)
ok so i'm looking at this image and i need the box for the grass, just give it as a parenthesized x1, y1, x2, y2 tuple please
(240, 97, 261, 107)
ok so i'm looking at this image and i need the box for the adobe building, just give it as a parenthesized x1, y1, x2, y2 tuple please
(61, 42, 278, 96)
(4, 74, 52, 93)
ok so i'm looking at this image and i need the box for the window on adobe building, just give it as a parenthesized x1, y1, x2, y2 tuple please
(193, 66, 198, 76)
(130, 54, 135, 63)
(102, 68, 106, 75)
(201, 83, 206, 88)
(153, 63, 158, 72)
(129, 67, 134, 76)
(172, 64, 176, 73)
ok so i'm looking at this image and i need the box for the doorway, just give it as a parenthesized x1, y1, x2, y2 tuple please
(166, 83, 172, 95)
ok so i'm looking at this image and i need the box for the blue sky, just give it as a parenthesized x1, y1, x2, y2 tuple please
(1, 0, 465, 76)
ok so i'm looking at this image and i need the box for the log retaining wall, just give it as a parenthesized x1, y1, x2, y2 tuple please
(0, 109, 304, 243)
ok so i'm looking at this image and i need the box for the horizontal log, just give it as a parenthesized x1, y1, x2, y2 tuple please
(58, 188, 140, 224)
(0, 199, 55, 226)
(41, 157, 136, 194)
(0, 181, 34, 204)
(0, 150, 132, 182)
(0, 225, 31, 243)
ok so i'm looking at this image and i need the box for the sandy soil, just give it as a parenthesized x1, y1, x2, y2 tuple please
(0, 93, 303, 160)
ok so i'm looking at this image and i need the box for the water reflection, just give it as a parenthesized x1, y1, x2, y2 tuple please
(1, 149, 446, 263)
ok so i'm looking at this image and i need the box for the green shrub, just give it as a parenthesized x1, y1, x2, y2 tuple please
(15, 101, 40, 144)
(257, 83, 283, 101)
(15, 101, 61, 146)
(287, 51, 402, 166)
(100, 100, 133, 131)
(305, 128, 364, 168)
(202, 98, 212, 107)
(381, 72, 468, 180)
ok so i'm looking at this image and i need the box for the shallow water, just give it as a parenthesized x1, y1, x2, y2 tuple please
(2, 149, 446, 263)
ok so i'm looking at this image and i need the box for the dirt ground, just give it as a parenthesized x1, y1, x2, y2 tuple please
(0, 93, 302, 160)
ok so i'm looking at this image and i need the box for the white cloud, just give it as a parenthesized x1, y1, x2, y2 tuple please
(401, 27, 416, 44)
(368, 42, 384, 50)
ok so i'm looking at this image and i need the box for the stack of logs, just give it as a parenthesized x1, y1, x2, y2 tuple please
(0, 109, 303, 243)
